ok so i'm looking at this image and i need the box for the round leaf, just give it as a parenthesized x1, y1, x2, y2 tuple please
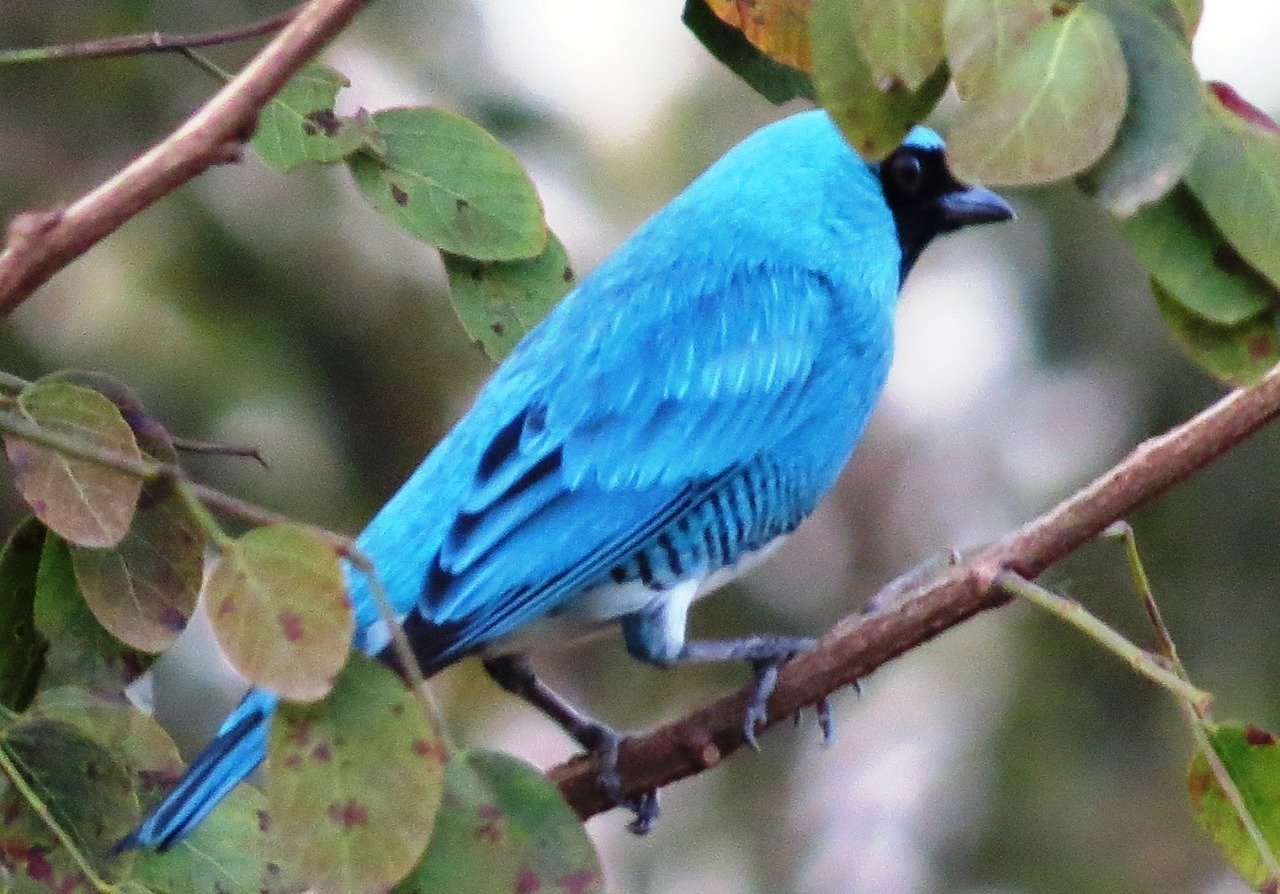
(1189, 723, 1280, 889)
(3, 380, 143, 548)
(1123, 187, 1274, 326)
(443, 231, 574, 361)
(206, 524, 353, 702)
(251, 64, 382, 172)
(704, 0, 812, 71)
(944, 0, 1050, 101)
(682, 0, 816, 104)
(394, 749, 603, 894)
(846, 0, 947, 93)
(1153, 281, 1279, 386)
(812, 0, 949, 160)
(0, 518, 49, 712)
(1186, 89, 1280, 293)
(349, 108, 547, 262)
(266, 654, 446, 894)
(947, 4, 1128, 185)
(1076, 0, 1208, 216)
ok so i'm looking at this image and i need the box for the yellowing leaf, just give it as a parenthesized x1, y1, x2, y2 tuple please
(3, 380, 143, 548)
(683, 0, 816, 103)
(944, 0, 1050, 101)
(947, 4, 1128, 185)
(267, 655, 446, 894)
(206, 525, 352, 702)
(705, 0, 812, 70)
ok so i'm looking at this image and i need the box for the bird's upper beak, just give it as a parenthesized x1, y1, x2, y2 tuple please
(937, 185, 1015, 228)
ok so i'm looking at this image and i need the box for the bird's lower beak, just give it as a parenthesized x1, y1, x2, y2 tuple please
(938, 186, 1015, 228)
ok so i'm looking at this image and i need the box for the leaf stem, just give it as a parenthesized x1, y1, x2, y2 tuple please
(0, 4, 304, 66)
(173, 479, 233, 550)
(996, 571, 1212, 712)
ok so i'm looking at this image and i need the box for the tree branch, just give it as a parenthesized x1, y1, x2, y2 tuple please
(0, 5, 304, 66)
(551, 363, 1280, 819)
(0, 0, 372, 316)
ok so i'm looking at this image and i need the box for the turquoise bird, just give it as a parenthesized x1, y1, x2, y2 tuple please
(120, 109, 1012, 849)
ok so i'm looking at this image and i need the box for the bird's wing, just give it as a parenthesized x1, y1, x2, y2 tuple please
(406, 261, 838, 656)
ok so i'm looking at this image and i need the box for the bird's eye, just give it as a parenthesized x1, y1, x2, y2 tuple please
(889, 152, 925, 196)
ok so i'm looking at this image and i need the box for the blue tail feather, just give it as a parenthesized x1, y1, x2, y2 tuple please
(116, 688, 278, 852)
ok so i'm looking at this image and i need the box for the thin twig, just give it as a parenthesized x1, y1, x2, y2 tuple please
(550, 361, 1280, 820)
(0, 0, 373, 315)
(1104, 521, 1186, 682)
(0, 5, 304, 66)
(996, 571, 1211, 711)
(171, 436, 269, 468)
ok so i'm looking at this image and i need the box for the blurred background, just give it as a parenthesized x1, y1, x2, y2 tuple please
(3, 1, 1280, 891)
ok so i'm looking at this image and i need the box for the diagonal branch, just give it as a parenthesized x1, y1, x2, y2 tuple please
(0, 5, 304, 66)
(551, 362, 1280, 819)
(0, 0, 372, 317)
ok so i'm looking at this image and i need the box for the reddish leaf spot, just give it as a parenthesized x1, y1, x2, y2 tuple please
(25, 846, 54, 883)
(258, 809, 271, 833)
(1210, 82, 1280, 132)
(312, 743, 333, 762)
(412, 738, 445, 762)
(160, 605, 188, 632)
(391, 703, 404, 716)
(1247, 333, 1274, 359)
(285, 719, 311, 747)
(557, 870, 600, 894)
(390, 184, 409, 206)
(278, 610, 304, 642)
(517, 867, 542, 893)
(328, 798, 369, 828)
(475, 819, 501, 843)
(1245, 725, 1277, 746)
(218, 596, 237, 616)
(284, 754, 303, 769)
(307, 108, 342, 137)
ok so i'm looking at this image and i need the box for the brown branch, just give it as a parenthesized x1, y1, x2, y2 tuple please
(0, 5, 304, 66)
(0, 0, 372, 316)
(552, 363, 1280, 820)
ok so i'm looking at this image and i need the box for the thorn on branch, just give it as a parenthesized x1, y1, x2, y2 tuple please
(171, 436, 269, 468)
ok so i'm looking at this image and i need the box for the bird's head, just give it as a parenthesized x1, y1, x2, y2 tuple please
(877, 125, 1014, 280)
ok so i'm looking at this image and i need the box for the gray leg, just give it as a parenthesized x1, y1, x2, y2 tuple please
(482, 654, 660, 834)
(863, 548, 962, 616)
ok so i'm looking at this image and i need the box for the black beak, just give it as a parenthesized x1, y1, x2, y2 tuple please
(937, 186, 1015, 228)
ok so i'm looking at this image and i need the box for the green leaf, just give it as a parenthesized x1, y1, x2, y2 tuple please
(266, 654, 446, 894)
(3, 380, 143, 548)
(1076, 0, 1207, 216)
(812, 0, 949, 160)
(943, 0, 1050, 101)
(0, 717, 138, 887)
(206, 524, 352, 702)
(131, 786, 304, 894)
(443, 232, 574, 361)
(349, 108, 547, 262)
(1123, 187, 1274, 325)
(1131, 0, 1201, 39)
(1186, 90, 1280, 294)
(34, 534, 152, 697)
(0, 519, 49, 712)
(947, 3, 1128, 185)
(394, 749, 603, 894)
(1153, 281, 1279, 386)
(846, 0, 947, 92)
(682, 0, 816, 104)
(251, 64, 382, 172)
(1189, 723, 1280, 889)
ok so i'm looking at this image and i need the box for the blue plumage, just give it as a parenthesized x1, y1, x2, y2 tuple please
(120, 110, 1012, 851)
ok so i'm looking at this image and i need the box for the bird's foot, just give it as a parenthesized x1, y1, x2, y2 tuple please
(863, 548, 963, 616)
(743, 637, 820, 749)
(575, 723, 661, 835)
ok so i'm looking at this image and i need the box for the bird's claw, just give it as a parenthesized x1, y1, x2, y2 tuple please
(744, 639, 820, 748)
(578, 724, 661, 835)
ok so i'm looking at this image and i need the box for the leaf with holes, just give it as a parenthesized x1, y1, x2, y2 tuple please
(947, 3, 1128, 185)
(944, 0, 1050, 101)
(349, 108, 547, 262)
(3, 380, 142, 548)
(394, 749, 603, 894)
(131, 786, 304, 894)
(1153, 282, 1279, 386)
(1189, 722, 1280, 889)
(846, 0, 947, 93)
(683, 0, 815, 103)
(1076, 0, 1207, 215)
(1186, 85, 1280, 293)
(34, 534, 152, 697)
(1124, 187, 1275, 326)
(267, 654, 446, 894)
(811, 0, 948, 160)
(206, 524, 352, 702)
(704, 0, 812, 71)
(444, 231, 574, 361)
(0, 518, 49, 712)
(0, 716, 138, 887)
(251, 64, 382, 172)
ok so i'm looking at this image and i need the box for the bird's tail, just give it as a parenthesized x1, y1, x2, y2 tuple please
(115, 688, 278, 852)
